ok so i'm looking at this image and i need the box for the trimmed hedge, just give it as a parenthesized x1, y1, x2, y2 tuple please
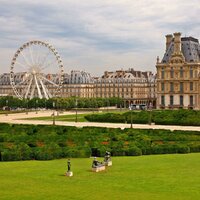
(1, 143, 32, 161)
(0, 123, 200, 161)
(85, 110, 200, 126)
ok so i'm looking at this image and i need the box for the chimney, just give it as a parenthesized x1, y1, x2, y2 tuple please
(173, 32, 181, 54)
(104, 71, 108, 76)
(165, 34, 173, 52)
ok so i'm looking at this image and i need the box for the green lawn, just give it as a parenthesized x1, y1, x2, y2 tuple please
(26, 113, 90, 122)
(25, 111, 127, 122)
(0, 154, 200, 200)
(0, 110, 28, 115)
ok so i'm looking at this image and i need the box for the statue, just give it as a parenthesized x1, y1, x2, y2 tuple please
(66, 159, 73, 177)
(92, 157, 105, 172)
(104, 151, 111, 162)
(67, 159, 71, 172)
(92, 157, 101, 168)
(104, 151, 112, 166)
(156, 56, 160, 64)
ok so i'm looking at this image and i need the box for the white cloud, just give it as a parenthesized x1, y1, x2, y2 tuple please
(0, 0, 200, 75)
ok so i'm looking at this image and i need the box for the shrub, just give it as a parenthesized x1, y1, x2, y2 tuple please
(85, 110, 200, 126)
(125, 145, 142, 156)
(34, 143, 62, 160)
(1, 143, 32, 161)
(16, 143, 32, 160)
(111, 148, 126, 156)
(189, 144, 200, 152)
(151, 144, 190, 154)
(176, 145, 190, 154)
(85, 113, 125, 123)
(0, 135, 4, 142)
(0, 123, 199, 161)
(1, 150, 21, 161)
(63, 148, 80, 158)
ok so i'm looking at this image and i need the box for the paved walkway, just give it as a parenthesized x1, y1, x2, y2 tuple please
(0, 111, 199, 131)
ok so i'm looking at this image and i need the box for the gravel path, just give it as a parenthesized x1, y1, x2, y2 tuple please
(0, 111, 199, 131)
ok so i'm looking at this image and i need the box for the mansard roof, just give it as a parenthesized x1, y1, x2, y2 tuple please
(162, 37, 200, 63)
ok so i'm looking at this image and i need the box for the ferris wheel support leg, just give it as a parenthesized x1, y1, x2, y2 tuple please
(44, 84, 52, 99)
(30, 84, 36, 99)
(34, 75, 43, 99)
(39, 78, 49, 99)
(25, 77, 33, 99)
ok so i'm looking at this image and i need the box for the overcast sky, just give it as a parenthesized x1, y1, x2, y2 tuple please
(0, 0, 200, 76)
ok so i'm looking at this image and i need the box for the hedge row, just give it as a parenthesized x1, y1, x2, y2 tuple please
(85, 109, 200, 126)
(0, 123, 200, 161)
(1, 143, 198, 161)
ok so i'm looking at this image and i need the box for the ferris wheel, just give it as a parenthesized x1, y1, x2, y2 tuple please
(10, 40, 64, 99)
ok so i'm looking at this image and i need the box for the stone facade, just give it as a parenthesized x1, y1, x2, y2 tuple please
(0, 68, 156, 108)
(156, 32, 200, 110)
(94, 69, 156, 107)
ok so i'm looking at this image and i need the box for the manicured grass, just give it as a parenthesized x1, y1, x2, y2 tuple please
(24, 111, 127, 122)
(0, 154, 200, 200)
(0, 110, 28, 115)
(26, 113, 90, 122)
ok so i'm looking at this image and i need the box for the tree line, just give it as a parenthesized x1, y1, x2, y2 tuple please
(0, 96, 123, 110)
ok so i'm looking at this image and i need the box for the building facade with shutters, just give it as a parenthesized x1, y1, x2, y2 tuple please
(156, 32, 200, 110)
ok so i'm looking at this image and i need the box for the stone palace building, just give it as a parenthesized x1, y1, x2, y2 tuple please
(156, 32, 200, 110)
(0, 68, 156, 108)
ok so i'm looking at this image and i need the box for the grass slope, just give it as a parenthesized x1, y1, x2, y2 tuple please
(0, 154, 200, 200)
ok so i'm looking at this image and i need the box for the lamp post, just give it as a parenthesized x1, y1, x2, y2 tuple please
(5, 100, 8, 116)
(57, 100, 59, 116)
(44, 99, 46, 111)
(26, 99, 28, 115)
(148, 102, 153, 125)
(107, 99, 109, 112)
(130, 103, 133, 128)
(92, 99, 96, 114)
(52, 101, 55, 125)
(75, 99, 78, 123)
(35, 99, 38, 114)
